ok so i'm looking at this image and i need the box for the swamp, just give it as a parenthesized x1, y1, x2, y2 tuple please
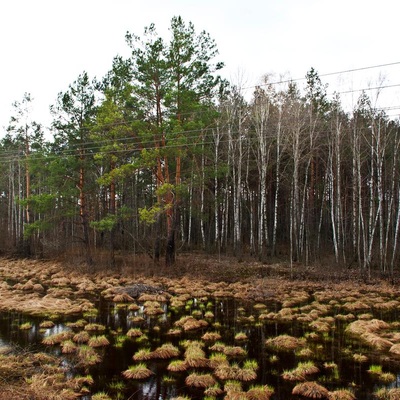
(1, 255, 400, 399)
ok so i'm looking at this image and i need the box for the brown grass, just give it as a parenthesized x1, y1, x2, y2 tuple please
(42, 331, 73, 345)
(201, 331, 222, 341)
(247, 385, 275, 400)
(73, 331, 90, 344)
(151, 343, 180, 359)
(292, 381, 329, 398)
(126, 328, 143, 338)
(167, 360, 188, 372)
(133, 348, 153, 361)
(328, 389, 356, 400)
(122, 363, 154, 380)
(185, 372, 216, 388)
(184, 341, 209, 368)
(88, 335, 110, 348)
(266, 334, 305, 351)
(175, 315, 208, 331)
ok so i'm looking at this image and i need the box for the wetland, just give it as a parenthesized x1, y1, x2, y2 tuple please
(1, 256, 400, 399)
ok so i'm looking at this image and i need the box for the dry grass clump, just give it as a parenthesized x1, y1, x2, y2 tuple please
(133, 348, 153, 361)
(84, 323, 106, 332)
(0, 348, 86, 399)
(39, 320, 55, 329)
(361, 332, 393, 350)
(166, 328, 182, 336)
(346, 318, 392, 350)
(184, 341, 209, 368)
(126, 328, 143, 338)
(175, 315, 208, 331)
(247, 384, 275, 400)
(353, 353, 368, 363)
(234, 332, 248, 341)
(73, 330, 90, 344)
(88, 335, 110, 348)
(215, 360, 258, 382)
(152, 343, 180, 359)
(328, 389, 355, 400)
(138, 293, 169, 302)
(266, 334, 305, 351)
(292, 381, 329, 398)
(390, 343, 400, 355)
(309, 317, 334, 333)
(209, 352, 229, 368)
(61, 339, 77, 354)
(209, 341, 226, 352)
(19, 322, 33, 330)
(167, 359, 188, 372)
(143, 300, 164, 315)
(66, 319, 88, 329)
(223, 345, 247, 358)
(224, 380, 245, 399)
(374, 388, 400, 400)
(282, 361, 319, 382)
(185, 372, 216, 388)
(113, 293, 135, 303)
(201, 331, 222, 341)
(122, 363, 154, 380)
(342, 300, 370, 312)
(77, 345, 102, 367)
(204, 384, 224, 397)
(42, 330, 73, 345)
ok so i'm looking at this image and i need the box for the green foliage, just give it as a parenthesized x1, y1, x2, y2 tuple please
(139, 205, 163, 224)
(91, 215, 117, 232)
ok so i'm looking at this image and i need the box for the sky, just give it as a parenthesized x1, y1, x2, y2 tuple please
(1, 0, 399, 136)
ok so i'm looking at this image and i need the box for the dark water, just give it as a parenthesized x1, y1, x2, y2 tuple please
(1, 295, 400, 399)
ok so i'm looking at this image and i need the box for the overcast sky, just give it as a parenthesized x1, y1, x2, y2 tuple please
(1, 0, 399, 134)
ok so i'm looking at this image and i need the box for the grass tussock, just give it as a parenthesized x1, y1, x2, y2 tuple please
(247, 385, 275, 400)
(328, 389, 355, 400)
(167, 359, 188, 372)
(88, 335, 110, 348)
(152, 343, 180, 359)
(175, 315, 208, 331)
(292, 381, 329, 398)
(266, 334, 305, 351)
(122, 363, 154, 380)
(185, 372, 216, 388)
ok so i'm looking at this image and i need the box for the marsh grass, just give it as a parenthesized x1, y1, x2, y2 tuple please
(328, 389, 356, 400)
(184, 341, 209, 368)
(167, 359, 188, 372)
(84, 323, 106, 332)
(61, 339, 77, 354)
(247, 385, 275, 400)
(175, 315, 208, 331)
(202, 331, 222, 342)
(292, 381, 329, 398)
(266, 334, 305, 351)
(73, 330, 90, 344)
(133, 348, 153, 361)
(77, 345, 102, 367)
(39, 320, 55, 329)
(126, 328, 143, 338)
(88, 335, 110, 348)
(152, 343, 180, 359)
(122, 363, 154, 380)
(185, 372, 216, 388)
(19, 322, 33, 330)
(42, 330, 73, 345)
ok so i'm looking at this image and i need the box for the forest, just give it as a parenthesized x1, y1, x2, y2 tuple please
(1, 16, 399, 279)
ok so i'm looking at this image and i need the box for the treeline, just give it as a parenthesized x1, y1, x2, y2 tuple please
(1, 16, 399, 277)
